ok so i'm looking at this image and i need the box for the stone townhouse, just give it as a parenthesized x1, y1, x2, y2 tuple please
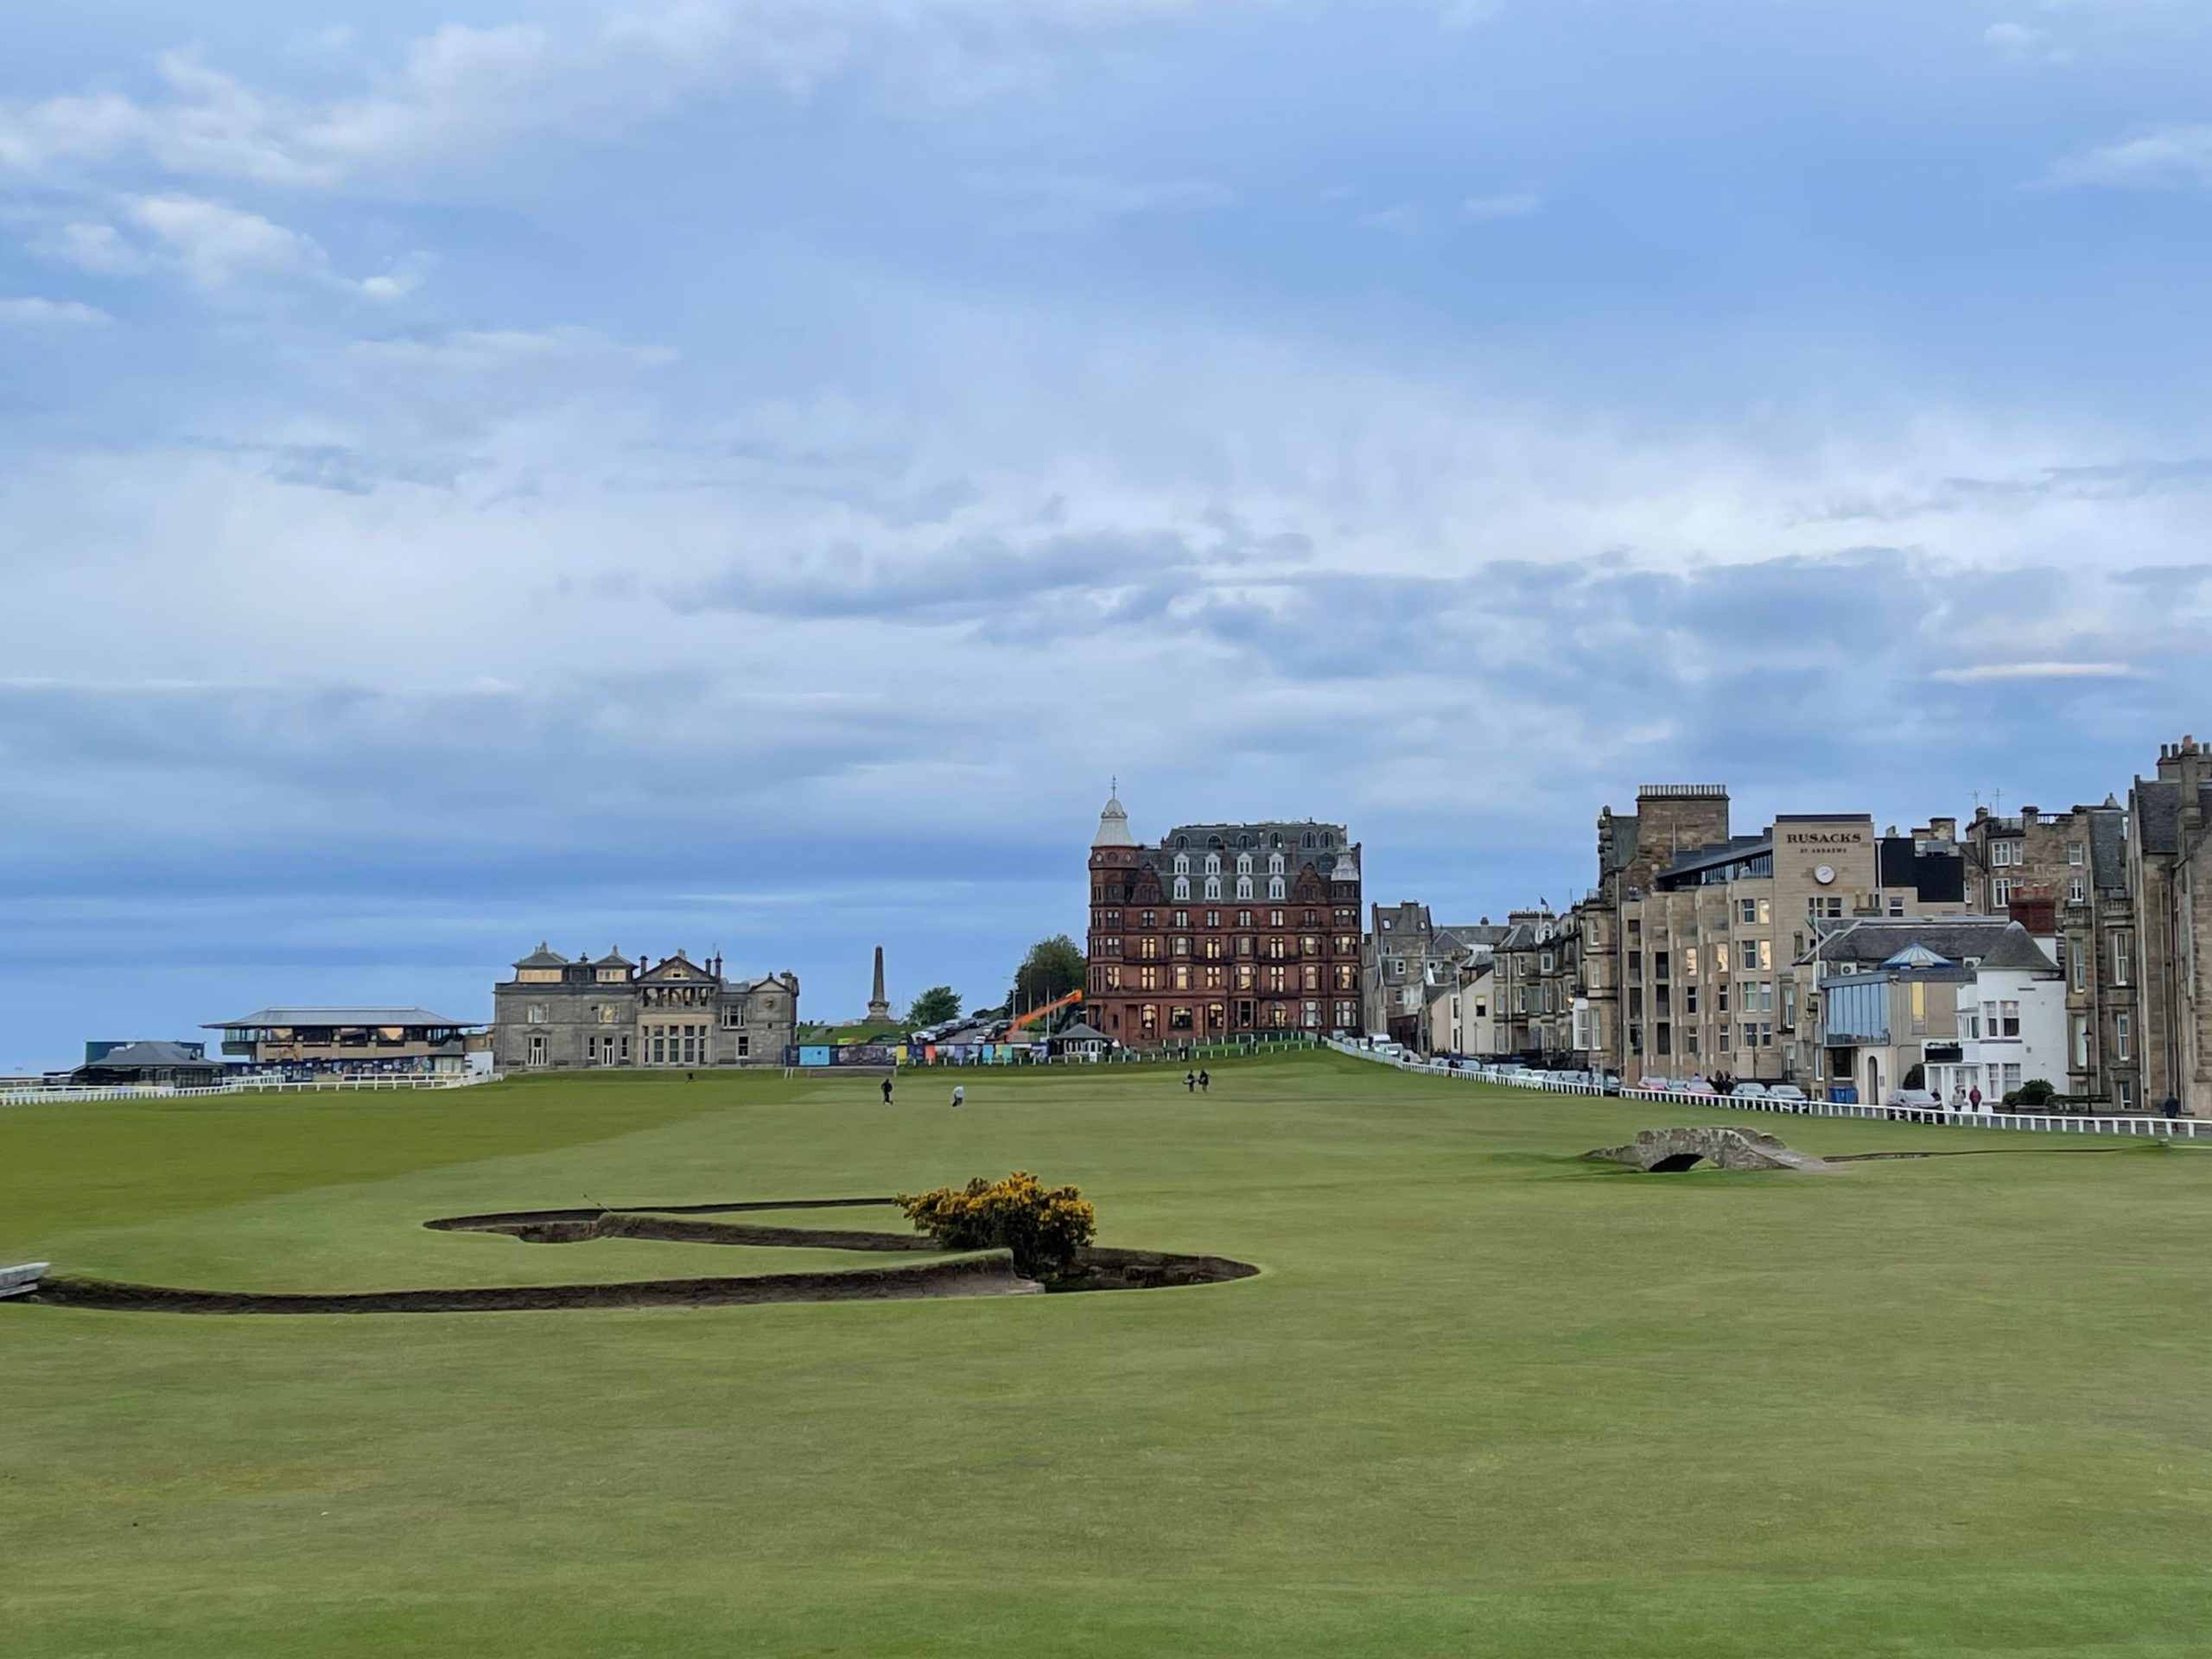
(2128, 737, 2212, 1114)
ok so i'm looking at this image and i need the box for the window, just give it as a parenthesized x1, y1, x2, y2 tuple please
(526, 1004, 548, 1025)
(1993, 877, 2013, 907)
(1826, 897, 1843, 918)
(1170, 1007, 1193, 1032)
(1684, 948, 1698, 978)
(1173, 854, 1190, 875)
(619, 1035, 630, 1061)
(2115, 1011, 2132, 1061)
(1992, 841, 2021, 868)
(2067, 842, 2084, 865)
(1205, 878, 1223, 900)
(1140, 966, 1160, 992)
(1268, 876, 1287, 900)
(2071, 942, 2086, 992)
(2072, 1014, 2089, 1068)
(1270, 910, 1285, 927)
(1998, 1000, 2020, 1038)
(1237, 877, 1254, 900)
(1888, 898, 1905, 917)
(1713, 944, 1729, 974)
(735, 1033, 749, 1058)
(1718, 982, 1731, 1014)
(1173, 878, 1190, 900)
(1739, 939, 1760, 971)
(1205, 965, 1225, 991)
(1140, 938, 1159, 960)
(2001, 1062, 2022, 1094)
(1685, 985, 1700, 1015)
(1173, 936, 1190, 957)
(1206, 910, 1221, 929)
(1104, 965, 1122, 991)
(1173, 965, 1191, 991)
(1268, 965, 1287, 993)
(1238, 910, 1254, 929)
(1541, 951, 1556, 974)
(1651, 950, 1667, 979)
(1739, 899, 1758, 925)
(2116, 1078, 2133, 1111)
(2068, 877, 2085, 905)
(2113, 932, 2130, 986)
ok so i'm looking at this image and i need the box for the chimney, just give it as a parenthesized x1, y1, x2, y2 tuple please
(2021, 806, 2038, 827)
(1974, 805, 1990, 823)
(2007, 890, 2058, 939)
(1928, 816, 1957, 842)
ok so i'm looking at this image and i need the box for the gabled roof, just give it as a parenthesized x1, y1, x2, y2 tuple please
(512, 944, 569, 968)
(593, 948, 635, 968)
(1978, 924, 2061, 974)
(204, 1007, 472, 1029)
(640, 954, 712, 981)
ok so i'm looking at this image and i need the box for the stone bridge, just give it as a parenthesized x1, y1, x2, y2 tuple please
(1586, 1127, 1830, 1173)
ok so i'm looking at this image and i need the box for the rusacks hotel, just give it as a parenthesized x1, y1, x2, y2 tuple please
(1405, 733, 2212, 1114)
(1086, 792, 1363, 1043)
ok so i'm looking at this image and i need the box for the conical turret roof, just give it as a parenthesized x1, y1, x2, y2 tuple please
(1093, 788, 1137, 849)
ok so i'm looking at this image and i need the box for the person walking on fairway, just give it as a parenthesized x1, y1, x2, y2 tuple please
(1184, 1071, 1196, 1093)
(1198, 1069, 1210, 1095)
(880, 1076, 893, 1105)
(950, 1084, 964, 1109)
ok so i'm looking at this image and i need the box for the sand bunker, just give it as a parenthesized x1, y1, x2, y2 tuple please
(14, 1198, 1257, 1315)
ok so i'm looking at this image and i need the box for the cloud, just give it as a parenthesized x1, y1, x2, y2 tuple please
(349, 326, 676, 373)
(0, 296, 111, 327)
(0, 6, 1224, 192)
(85, 194, 430, 300)
(1463, 192, 1540, 219)
(1930, 662, 2145, 683)
(968, 172, 1230, 232)
(2048, 124, 2212, 189)
(29, 219, 150, 276)
(1985, 22, 2073, 64)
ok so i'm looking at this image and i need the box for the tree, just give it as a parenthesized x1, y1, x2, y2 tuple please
(906, 985, 961, 1027)
(896, 1173, 1097, 1281)
(1011, 934, 1086, 1013)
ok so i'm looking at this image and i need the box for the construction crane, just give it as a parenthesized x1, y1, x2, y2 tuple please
(1008, 988, 1084, 1033)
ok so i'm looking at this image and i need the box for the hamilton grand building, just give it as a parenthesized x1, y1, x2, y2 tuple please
(1086, 791, 1363, 1044)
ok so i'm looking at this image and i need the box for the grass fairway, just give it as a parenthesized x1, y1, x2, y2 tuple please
(2, 1052, 2206, 1658)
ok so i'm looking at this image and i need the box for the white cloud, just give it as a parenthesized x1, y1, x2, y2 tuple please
(1930, 662, 2145, 683)
(1464, 192, 1541, 219)
(29, 219, 150, 276)
(89, 194, 429, 301)
(0, 5, 1226, 193)
(968, 172, 1230, 232)
(1985, 21, 2073, 63)
(0, 296, 111, 327)
(2049, 124, 2212, 188)
(349, 326, 676, 372)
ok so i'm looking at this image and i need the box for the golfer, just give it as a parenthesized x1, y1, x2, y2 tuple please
(951, 1084, 965, 1109)
(880, 1077, 893, 1105)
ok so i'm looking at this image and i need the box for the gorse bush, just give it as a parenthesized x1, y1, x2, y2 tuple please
(896, 1172, 1096, 1280)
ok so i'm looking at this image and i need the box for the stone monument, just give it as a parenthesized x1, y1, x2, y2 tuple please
(867, 945, 892, 1024)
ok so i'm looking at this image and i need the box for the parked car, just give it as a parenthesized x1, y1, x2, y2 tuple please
(1885, 1088, 1942, 1122)
(1732, 1081, 1770, 1098)
(1765, 1084, 1808, 1109)
(1639, 1075, 1674, 1092)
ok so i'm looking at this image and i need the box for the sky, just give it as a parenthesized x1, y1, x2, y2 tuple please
(2, 1, 2209, 1070)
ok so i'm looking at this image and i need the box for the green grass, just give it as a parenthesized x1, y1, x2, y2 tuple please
(2, 1052, 2205, 1657)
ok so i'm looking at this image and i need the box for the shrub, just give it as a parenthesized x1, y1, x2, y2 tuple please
(2016, 1077, 2058, 1108)
(1903, 1063, 1927, 1091)
(897, 1171, 1097, 1280)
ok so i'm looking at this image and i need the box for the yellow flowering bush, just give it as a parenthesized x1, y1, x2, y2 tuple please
(896, 1171, 1096, 1280)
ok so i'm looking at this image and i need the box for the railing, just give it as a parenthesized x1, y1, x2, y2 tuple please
(1323, 1040, 2211, 1139)
(901, 1033, 1323, 1069)
(0, 1071, 505, 1108)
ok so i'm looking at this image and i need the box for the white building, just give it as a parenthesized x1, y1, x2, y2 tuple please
(1924, 926, 2067, 1108)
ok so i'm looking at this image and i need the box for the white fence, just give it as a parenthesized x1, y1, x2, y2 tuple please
(1325, 1040, 2212, 1141)
(0, 1071, 505, 1109)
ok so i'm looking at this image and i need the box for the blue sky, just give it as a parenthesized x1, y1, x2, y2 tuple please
(3, 1, 2209, 1069)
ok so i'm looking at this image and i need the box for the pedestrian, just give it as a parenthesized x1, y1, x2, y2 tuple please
(686, 1071, 695, 1082)
(950, 1084, 964, 1109)
(880, 1076, 894, 1105)
(1184, 1071, 1196, 1093)
(1950, 1084, 1967, 1113)
(1968, 1084, 1982, 1111)
(2164, 1093, 2181, 1121)
(1198, 1069, 1210, 1094)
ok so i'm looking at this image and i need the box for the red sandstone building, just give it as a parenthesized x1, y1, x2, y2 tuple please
(1086, 791, 1363, 1045)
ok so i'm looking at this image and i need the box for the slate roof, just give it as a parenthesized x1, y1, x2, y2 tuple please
(593, 948, 635, 968)
(75, 1040, 215, 1071)
(512, 944, 569, 968)
(2133, 779, 2212, 856)
(2088, 804, 2130, 893)
(1804, 918, 2023, 967)
(1978, 924, 2062, 974)
(205, 1007, 473, 1029)
(1436, 924, 1510, 952)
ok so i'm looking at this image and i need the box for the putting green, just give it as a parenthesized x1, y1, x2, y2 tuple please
(3, 1052, 2205, 1657)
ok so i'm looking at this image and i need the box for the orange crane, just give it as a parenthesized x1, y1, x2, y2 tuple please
(1008, 988, 1084, 1033)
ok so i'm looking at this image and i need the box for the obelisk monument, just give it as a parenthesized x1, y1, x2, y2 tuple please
(867, 945, 891, 1023)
